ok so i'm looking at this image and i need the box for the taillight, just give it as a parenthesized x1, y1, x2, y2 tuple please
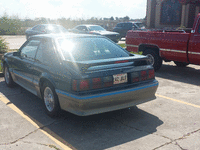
(103, 76, 113, 87)
(72, 76, 113, 92)
(131, 72, 140, 83)
(79, 80, 90, 91)
(92, 78, 101, 89)
(141, 71, 147, 81)
(72, 80, 77, 91)
(148, 69, 155, 79)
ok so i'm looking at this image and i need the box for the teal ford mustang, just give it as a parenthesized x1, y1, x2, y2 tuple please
(1, 33, 158, 117)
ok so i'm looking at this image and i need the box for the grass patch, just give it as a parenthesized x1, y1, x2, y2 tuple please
(130, 51, 143, 55)
(8, 49, 18, 52)
(0, 60, 2, 72)
(118, 43, 126, 48)
(117, 43, 143, 55)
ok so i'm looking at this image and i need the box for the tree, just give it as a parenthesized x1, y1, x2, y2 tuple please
(0, 15, 22, 35)
(110, 16, 114, 20)
(123, 16, 130, 21)
(0, 37, 8, 53)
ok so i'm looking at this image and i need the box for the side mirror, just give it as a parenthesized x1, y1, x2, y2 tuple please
(13, 51, 20, 56)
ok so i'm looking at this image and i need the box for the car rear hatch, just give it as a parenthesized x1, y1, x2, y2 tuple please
(64, 55, 155, 93)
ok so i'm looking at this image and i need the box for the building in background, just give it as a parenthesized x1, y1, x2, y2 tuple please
(147, 0, 200, 29)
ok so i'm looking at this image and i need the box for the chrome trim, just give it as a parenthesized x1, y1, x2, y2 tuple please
(126, 44, 139, 48)
(160, 48, 186, 53)
(188, 51, 200, 55)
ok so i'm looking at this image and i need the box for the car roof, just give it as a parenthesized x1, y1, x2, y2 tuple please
(33, 24, 63, 28)
(76, 24, 100, 27)
(30, 33, 103, 39)
(117, 22, 142, 24)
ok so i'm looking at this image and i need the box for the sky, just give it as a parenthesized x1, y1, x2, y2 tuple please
(0, 0, 147, 20)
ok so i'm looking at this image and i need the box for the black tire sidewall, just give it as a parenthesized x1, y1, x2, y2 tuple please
(143, 49, 162, 71)
(4, 64, 14, 87)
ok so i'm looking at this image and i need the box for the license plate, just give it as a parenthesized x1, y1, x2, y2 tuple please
(113, 73, 128, 84)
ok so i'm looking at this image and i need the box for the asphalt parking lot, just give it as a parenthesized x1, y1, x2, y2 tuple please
(0, 36, 200, 150)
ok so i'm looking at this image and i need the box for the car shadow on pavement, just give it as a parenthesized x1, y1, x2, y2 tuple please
(156, 63, 200, 86)
(0, 79, 163, 150)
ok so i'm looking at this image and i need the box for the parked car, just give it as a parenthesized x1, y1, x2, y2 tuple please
(69, 25, 120, 43)
(25, 24, 68, 39)
(126, 13, 200, 71)
(113, 22, 145, 38)
(1, 33, 158, 117)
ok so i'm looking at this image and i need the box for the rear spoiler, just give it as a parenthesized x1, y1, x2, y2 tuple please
(64, 55, 150, 73)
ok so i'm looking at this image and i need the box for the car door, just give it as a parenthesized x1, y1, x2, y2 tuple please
(12, 39, 41, 94)
(188, 24, 200, 64)
(32, 39, 61, 93)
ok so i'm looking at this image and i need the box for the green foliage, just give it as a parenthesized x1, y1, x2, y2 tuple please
(177, 25, 186, 29)
(118, 43, 126, 48)
(0, 37, 8, 53)
(130, 51, 143, 55)
(0, 14, 23, 35)
(0, 60, 2, 72)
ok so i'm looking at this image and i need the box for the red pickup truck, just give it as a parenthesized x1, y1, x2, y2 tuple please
(126, 13, 200, 71)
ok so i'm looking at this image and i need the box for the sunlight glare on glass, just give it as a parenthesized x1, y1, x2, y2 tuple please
(60, 40, 74, 53)
(48, 25, 54, 31)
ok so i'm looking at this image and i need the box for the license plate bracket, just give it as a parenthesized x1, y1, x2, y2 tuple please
(113, 73, 128, 85)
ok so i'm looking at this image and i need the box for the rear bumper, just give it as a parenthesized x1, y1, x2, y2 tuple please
(56, 80, 158, 116)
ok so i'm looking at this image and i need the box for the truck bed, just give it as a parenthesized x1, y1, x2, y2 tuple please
(126, 30, 190, 62)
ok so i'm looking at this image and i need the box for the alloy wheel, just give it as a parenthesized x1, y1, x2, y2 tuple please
(4, 67, 10, 85)
(43, 87, 55, 112)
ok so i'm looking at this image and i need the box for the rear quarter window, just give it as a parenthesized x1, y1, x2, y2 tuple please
(35, 40, 57, 64)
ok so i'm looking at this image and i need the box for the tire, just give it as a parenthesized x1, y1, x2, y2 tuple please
(42, 82, 61, 117)
(174, 61, 189, 67)
(4, 64, 15, 87)
(143, 49, 163, 71)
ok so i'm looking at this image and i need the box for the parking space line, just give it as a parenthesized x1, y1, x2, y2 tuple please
(0, 95, 72, 150)
(156, 94, 200, 109)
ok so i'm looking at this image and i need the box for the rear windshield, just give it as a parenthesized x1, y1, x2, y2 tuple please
(46, 25, 67, 33)
(88, 26, 105, 31)
(134, 23, 145, 28)
(57, 37, 129, 61)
